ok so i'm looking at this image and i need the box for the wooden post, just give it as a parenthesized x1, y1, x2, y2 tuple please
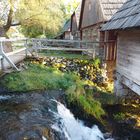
(92, 43, 95, 59)
(0, 41, 4, 70)
(1, 57, 4, 71)
(25, 39, 28, 57)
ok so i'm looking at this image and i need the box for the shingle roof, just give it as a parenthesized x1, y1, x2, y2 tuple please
(102, 0, 140, 30)
(100, 0, 127, 20)
(79, 0, 126, 29)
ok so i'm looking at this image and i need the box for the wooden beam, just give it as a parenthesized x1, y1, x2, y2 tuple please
(32, 39, 115, 44)
(121, 75, 140, 96)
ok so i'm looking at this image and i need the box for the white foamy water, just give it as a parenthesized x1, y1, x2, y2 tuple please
(52, 101, 113, 140)
(0, 95, 11, 100)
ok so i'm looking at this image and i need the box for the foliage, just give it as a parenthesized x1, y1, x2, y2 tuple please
(17, 0, 64, 38)
(1, 63, 82, 92)
(20, 25, 44, 38)
(86, 88, 116, 105)
(66, 93, 105, 121)
(61, 0, 80, 20)
(113, 113, 126, 121)
(92, 58, 101, 67)
(0, 0, 66, 38)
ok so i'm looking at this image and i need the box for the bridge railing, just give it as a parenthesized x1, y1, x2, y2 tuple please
(0, 38, 116, 71)
(0, 38, 28, 70)
(29, 39, 116, 60)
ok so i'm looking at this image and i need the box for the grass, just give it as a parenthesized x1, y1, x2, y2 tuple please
(1, 63, 83, 92)
(1, 61, 115, 121)
(85, 88, 116, 105)
(66, 93, 105, 121)
(39, 50, 90, 59)
(113, 112, 126, 121)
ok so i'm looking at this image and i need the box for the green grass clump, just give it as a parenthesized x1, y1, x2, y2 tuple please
(1, 63, 81, 92)
(66, 93, 105, 121)
(86, 88, 116, 105)
(39, 50, 90, 59)
(113, 113, 126, 121)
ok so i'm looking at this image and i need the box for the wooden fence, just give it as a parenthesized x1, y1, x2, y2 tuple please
(0, 38, 116, 71)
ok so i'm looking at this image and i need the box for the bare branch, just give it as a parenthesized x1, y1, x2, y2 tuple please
(3, 6, 14, 31)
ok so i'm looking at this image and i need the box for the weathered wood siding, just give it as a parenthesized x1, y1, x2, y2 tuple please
(64, 32, 72, 40)
(71, 14, 80, 40)
(71, 14, 77, 34)
(102, 31, 117, 61)
(81, 0, 104, 29)
(117, 30, 140, 86)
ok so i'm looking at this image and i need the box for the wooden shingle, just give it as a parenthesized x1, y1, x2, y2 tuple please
(102, 0, 140, 30)
(100, 0, 126, 20)
(79, 0, 126, 29)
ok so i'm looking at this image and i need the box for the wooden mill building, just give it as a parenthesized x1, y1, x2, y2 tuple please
(55, 19, 72, 40)
(71, 1, 82, 40)
(102, 0, 140, 96)
(62, 19, 72, 40)
(79, 0, 126, 80)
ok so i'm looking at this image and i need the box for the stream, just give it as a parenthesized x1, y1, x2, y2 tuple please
(0, 91, 113, 140)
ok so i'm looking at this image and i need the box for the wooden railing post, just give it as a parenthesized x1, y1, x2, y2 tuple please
(24, 39, 28, 57)
(0, 40, 4, 70)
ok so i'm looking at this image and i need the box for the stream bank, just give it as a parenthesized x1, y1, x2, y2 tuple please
(0, 56, 140, 139)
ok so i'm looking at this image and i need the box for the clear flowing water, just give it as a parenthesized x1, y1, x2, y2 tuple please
(52, 101, 110, 140)
(0, 91, 113, 140)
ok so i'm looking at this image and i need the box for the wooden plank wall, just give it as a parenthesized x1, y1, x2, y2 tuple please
(117, 30, 140, 86)
(71, 14, 77, 34)
(81, 0, 104, 29)
(104, 41, 117, 61)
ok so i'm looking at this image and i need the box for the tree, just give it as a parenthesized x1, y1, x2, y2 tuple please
(61, 0, 80, 20)
(0, 0, 81, 42)
(0, 0, 65, 51)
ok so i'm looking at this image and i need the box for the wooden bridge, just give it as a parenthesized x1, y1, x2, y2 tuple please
(0, 38, 114, 71)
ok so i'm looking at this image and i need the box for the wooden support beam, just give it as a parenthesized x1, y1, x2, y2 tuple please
(0, 40, 19, 71)
(121, 75, 140, 96)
